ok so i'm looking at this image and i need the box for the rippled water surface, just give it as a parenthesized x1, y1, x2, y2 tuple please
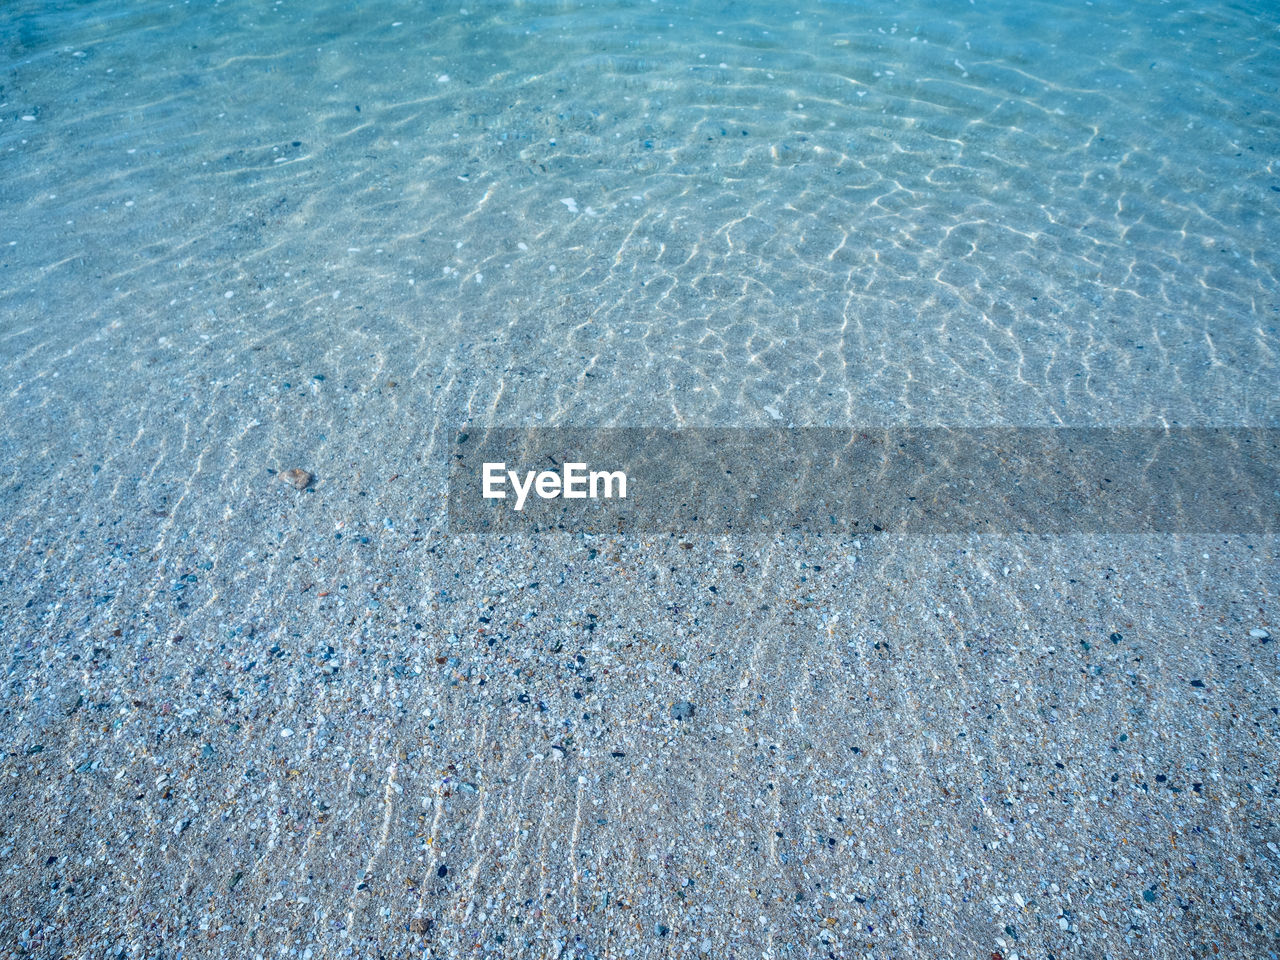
(4, 0, 1277, 435)
(2, 2, 1279, 958)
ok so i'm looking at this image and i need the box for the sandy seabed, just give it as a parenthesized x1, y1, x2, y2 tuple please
(2, 0, 1278, 956)
(3, 500, 1276, 957)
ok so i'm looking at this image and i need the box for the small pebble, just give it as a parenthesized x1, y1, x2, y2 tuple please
(280, 468, 312, 490)
(1249, 628, 1269, 640)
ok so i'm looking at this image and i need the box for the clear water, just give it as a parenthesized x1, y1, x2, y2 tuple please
(3, 0, 1277, 439)
(2, 2, 1279, 957)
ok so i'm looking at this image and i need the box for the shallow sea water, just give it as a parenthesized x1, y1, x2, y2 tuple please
(4, 0, 1278, 432)
(1, 1, 1277, 958)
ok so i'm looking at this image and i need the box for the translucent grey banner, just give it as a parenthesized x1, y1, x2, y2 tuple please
(447, 428, 1278, 534)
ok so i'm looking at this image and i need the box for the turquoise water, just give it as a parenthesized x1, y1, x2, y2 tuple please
(3, 0, 1277, 435)
(2, 2, 1279, 958)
